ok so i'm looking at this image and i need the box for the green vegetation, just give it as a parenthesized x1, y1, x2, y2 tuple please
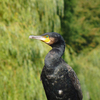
(62, 0, 100, 53)
(0, 0, 100, 100)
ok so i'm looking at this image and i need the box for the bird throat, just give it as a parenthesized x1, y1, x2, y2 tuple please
(44, 42, 65, 69)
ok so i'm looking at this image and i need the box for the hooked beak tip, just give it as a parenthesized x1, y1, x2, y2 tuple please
(29, 35, 33, 39)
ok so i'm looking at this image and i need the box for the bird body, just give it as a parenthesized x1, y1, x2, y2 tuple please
(29, 32, 83, 100)
(41, 60, 82, 100)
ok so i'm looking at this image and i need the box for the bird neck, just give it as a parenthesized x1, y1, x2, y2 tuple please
(45, 40, 65, 68)
(52, 41, 65, 57)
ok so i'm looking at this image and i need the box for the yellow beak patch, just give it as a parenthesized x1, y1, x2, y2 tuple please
(43, 35, 50, 43)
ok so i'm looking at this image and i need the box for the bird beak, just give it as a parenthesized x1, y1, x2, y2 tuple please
(29, 35, 45, 41)
(29, 35, 50, 43)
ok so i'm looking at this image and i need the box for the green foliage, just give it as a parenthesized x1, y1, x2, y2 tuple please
(0, 0, 100, 100)
(71, 0, 100, 53)
(74, 46, 100, 100)
(0, 0, 63, 100)
(0, 23, 47, 100)
(61, 0, 100, 53)
(0, 0, 64, 33)
(61, 0, 76, 43)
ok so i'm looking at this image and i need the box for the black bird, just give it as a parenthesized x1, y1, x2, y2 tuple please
(29, 32, 83, 100)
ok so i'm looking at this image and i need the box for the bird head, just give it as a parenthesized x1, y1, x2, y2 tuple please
(29, 32, 63, 46)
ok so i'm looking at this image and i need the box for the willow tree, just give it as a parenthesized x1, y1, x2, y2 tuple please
(0, 0, 64, 100)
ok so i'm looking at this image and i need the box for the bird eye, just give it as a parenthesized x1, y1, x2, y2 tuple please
(46, 35, 49, 38)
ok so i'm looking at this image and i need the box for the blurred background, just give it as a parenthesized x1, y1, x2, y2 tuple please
(0, 0, 100, 100)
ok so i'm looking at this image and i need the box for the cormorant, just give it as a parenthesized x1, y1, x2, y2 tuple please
(29, 32, 83, 100)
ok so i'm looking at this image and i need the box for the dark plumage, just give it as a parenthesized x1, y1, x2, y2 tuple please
(29, 32, 83, 100)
